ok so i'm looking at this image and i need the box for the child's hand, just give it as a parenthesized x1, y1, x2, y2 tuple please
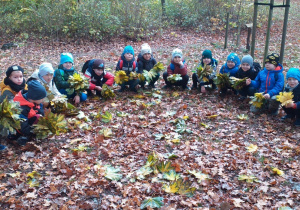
(263, 94, 270, 99)
(179, 61, 184, 66)
(285, 102, 295, 108)
(201, 86, 206, 93)
(74, 95, 80, 104)
(246, 78, 251, 86)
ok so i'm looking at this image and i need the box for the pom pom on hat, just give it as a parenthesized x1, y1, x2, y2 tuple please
(202, 49, 212, 60)
(6, 65, 24, 77)
(141, 43, 152, 55)
(93, 59, 105, 69)
(265, 53, 280, 66)
(27, 80, 47, 100)
(172, 48, 183, 59)
(60, 53, 74, 65)
(122, 45, 134, 56)
(286, 68, 300, 82)
(241, 55, 253, 67)
(39, 63, 54, 77)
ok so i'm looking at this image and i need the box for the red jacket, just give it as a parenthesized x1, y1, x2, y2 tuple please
(167, 60, 187, 76)
(84, 71, 114, 90)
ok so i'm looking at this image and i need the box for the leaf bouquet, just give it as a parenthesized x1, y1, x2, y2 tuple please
(143, 62, 164, 82)
(196, 64, 213, 83)
(33, 109, 67, 139)
(50, 95, 79, 116)
(250, 92, 266, 108)
(101, 84, 115, 99)
(0, 98, 23, 135)
(230, 77, 247, 90)
(167, 74, 182, 83)
(66, 73, 89, 95)
(129, 72, 139, 80)
(276, 92, 294, 106)
(214, 73, 231, 89)
(114, 70, 129, 85)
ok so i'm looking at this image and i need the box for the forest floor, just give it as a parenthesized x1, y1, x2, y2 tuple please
(0, 1, 300, 209)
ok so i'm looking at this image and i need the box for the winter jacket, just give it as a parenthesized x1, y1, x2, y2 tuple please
(84, 69, 114, 90)
(166, 59, 187, 76)
(250, 64, 284, 97)
(284, 84, 300, 109)
(29, 70, 61, 96)
(220, 53, 241, 76)
(116, 55, 138, 75)
(236, 67, 257, 80)
(13, 90, 44, 136)
(137, 53, 157, 73)
(0, 79, 27, 102)
(54, 65, 79, 90)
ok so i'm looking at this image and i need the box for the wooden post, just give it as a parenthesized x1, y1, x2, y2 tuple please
(263, 0, 274, 68)
(246, 23, 253, 51)
(224, 12, 229, 49)
(251, 0, 258, 59)
(279, 0, 290, 64)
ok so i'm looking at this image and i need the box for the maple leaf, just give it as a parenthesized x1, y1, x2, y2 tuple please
(140, 197, 164, 209)
(0, 98, 23, 136)
(189, 170, 210, 183)
(99, 128, 112, 138)
(101, 111, 113, 123)
(162, 181, 179, 194)
(114, 70, 129, 85)
(116, 111, 128, 117)
(154, 133, 165, 140)
(238, 174, 259, 183)
(272, 167, 284, 176)
(136, 166, 153, 180)
(195, 64, 213, 82)
(278, 207, 293, 210)
(163, 170, 181, 181)
(175, 119, 192, 134)
(33, 109, 67, 139)
(246, 144, 258, 153)
(172, 92, 180, 97)
(176, 178, 196, 197)
(276, 91, 294, 106)
(250, 93, 266, 108)
(101, 84, 115, 99)
(167, 74, 182, 83)
(27, 171, 42, 188)
(66, 73, 89, 95)
(146, 151, 159, 167)
(104, 165, 123, 181)
(152, 62, 164, 72)
(237, 114, 249, 120)
(230, 77, 247, 90)
(214, 73, 231, 89)
(72, 144, 88, 152)
(157, 161, 174, 173)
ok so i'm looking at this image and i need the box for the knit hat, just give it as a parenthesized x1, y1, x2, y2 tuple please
(93, 59, 105, 69)
(286, 68, 300, 82)
(265, 53, 280, 66)
(141, 43, 152, 55)
(172, 48, 183, 59)
(39, 63, 54, 77)
(241, 55, 253, 67)
(122, 45, 134, 56)
(6, 65, 24, 77)
(202, 49, 212, 60)
(227, 53, 241, 66)
(60, 53, 74, 65)
(27, 80, 47, 100)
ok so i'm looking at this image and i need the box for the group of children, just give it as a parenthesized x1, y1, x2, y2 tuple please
(0, 44, 299, 151)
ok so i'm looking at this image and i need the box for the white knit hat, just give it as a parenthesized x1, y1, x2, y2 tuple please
(172, 48, 183, 59)
(141, 43, 152, 55)
(39, 62, 54, 77)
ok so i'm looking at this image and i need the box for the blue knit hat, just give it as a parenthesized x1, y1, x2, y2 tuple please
(241, 55, 253, 67)
(122, 45, 134, 56)
(286, 68, 300, 82)
(227, 53, 241, 66)
(27, 80, 47, 100)
(39, 63, 54, 77)
(60, 53, 74, 65)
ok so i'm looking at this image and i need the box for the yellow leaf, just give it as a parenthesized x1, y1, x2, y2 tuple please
(246, 144, 258, 153)
(276, 92, 294, 106)
(207, 115, 218, 119)
(237, 114, 249, 120)
(183, 116, 189, 120)
(172, 92, 180, 97)
(162, 182, 179, 194)
(272, 167, 284, 176)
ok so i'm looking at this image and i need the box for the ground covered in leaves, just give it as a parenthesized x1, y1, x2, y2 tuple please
(1, 3, 300, 209)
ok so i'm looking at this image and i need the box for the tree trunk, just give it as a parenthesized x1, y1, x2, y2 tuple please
(161, 0, 166, 17)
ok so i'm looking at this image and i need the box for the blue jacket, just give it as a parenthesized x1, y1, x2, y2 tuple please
(251, 64, 284, 97)
(220, 53, 240, 76)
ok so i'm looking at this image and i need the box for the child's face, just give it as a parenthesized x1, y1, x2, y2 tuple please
(9, 71, 23, 85)
(227, 61, 236, 69)
(173, 56, 182, 64)
(265, 62, 276, 71)
(143, 53, 151, 61)
(29, 98, 45, 105)
(42, 73, 53, 83)
(241, 63, 251, 72)
(124, 53, 133, 61)
(62, 62, 73, 70)
(287, 77, 299, 88)
(203, 58, 211, 65)
(94, 69, 104, 76)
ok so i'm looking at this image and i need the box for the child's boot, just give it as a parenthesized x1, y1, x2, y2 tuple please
(294, 118, 300, 127)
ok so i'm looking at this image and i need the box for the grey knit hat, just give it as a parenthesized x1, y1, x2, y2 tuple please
(241, 55, 253, 67)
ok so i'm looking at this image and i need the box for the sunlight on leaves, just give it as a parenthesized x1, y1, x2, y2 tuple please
(238, 174, 259, 183)
(246, 144, 258, 153)
(237, 114, 249, 120)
